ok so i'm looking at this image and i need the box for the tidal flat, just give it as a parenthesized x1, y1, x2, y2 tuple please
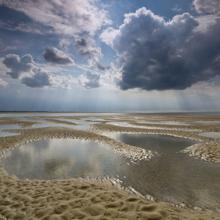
(0, 112, 220, 220)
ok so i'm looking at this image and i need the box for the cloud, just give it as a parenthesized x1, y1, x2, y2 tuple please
(0, 5, 50, 35)
(49, 74, 78, 90)
(100, 27, 119, 46)
(95, 63, 109, 71)
(49, 71, 100, 89)
(193, 0, 220, 32)
(3, 54, 34, 78)
(0, 0, 109, 37)
(1, 52, 103, 89)
(108, 7, 220, 91)
(1, 52, 102, 89)
(0, 78, 7, 87)
(75, 36, 101, 65)
(193, 0, 220, 15)
(79, 72, 100, 89)
(85, 73, 100, 88)
(2, 53, 51, 88)
(75, 36, 109, 71)
(44, 47, 74, 65)
(21, 70, 50, 88)
(0, 1, 110, 77)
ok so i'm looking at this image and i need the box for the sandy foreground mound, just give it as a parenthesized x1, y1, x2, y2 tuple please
(0, 169, 219, 220)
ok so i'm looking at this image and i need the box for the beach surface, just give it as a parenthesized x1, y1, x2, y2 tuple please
(0, 113, 220, 219)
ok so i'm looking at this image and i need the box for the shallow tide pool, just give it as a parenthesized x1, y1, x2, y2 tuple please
(112, 133, 220, 209)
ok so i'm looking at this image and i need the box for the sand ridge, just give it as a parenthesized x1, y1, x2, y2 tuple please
(0, 127, 154, 163)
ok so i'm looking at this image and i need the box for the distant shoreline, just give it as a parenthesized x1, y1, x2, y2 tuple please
(0, 111, 220, 114)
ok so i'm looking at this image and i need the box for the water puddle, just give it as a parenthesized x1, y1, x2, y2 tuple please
(108, 121, 144, 128)
(0, 132, 19, 137)
(138, 120, 190, 126)
(0, 124, 21, 130)
(199, 132, 220, 139)
(28, 119, 99, 131)
(0, 124, 21, 137)
(0, 139, 121, 180)
(107, 122, 200, 132)
(195, 121, 220, 125)
(83, 117, 106, 122)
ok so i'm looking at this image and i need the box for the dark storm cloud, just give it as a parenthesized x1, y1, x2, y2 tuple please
(21, 71, 50, 88)
(43, 47, 74, 65)
(3, 54, 34, 78)
(108, 6, 220, 91)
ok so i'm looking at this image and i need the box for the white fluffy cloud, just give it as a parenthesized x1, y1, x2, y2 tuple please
(0, 0, 109, 36)
(100, 27, 119, 46)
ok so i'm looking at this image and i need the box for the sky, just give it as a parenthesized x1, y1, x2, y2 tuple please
(0, 0, 220, 112)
